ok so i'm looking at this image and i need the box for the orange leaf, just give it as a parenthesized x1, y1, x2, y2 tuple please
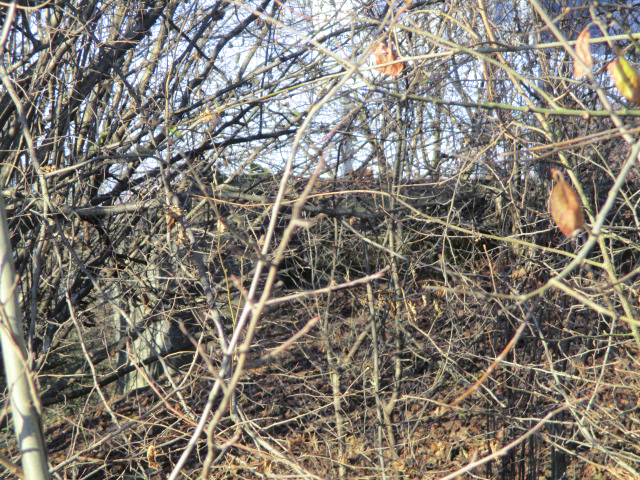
(147, 444, 159, 470)
(373, 41, 404, 77)
(573, 27, 593, 79)
(607, 57, 640, 105)
(549, 169, 584, 237)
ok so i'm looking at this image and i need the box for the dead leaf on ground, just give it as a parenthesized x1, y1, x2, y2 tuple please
(147, 444, 159, 470)
(549, 168, 584, 237)
(573, 27, 593, 79)
(607, 57, 640, 105)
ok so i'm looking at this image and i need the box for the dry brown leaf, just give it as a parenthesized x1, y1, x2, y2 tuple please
(147, 444, 159, 470)
(373, 40, 404, 77)
(166, 205, 181, 232)
(573, 27, 593, 79)
(550, 168, 584, 237)
(509, 267, 527, 280)
(607, 57, 640, 105)
(166, 213, 176, 232)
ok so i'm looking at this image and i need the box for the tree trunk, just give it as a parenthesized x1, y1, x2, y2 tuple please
(0, 193, 49, 480)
